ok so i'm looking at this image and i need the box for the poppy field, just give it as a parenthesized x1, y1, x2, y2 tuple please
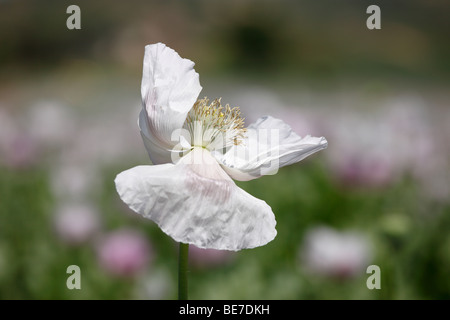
(0, 1, 449, 300)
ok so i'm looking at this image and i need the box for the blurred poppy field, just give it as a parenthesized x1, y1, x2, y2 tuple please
(0, 0, 449, 300)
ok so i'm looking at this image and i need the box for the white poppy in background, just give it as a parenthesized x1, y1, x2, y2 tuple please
(300, 226, 373, 278)
(53, 203, 100, 245)
(96, 228, 152, 277)
(115, 43, 327, 251)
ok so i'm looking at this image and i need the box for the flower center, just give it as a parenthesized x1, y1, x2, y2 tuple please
(183, 97, 247, 151)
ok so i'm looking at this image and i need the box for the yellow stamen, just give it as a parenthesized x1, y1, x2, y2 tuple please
(184, 97, 247, 150)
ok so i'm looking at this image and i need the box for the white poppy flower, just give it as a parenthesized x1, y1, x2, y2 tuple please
(300, 226, 373, 278)
(115, 43, 327, 251)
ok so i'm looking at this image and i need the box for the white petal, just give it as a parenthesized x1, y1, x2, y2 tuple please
(138, 109, 173, 164)
(140, 43, 202, 164)
(213, 116, 328, 181)
(114, 149, 276, 251)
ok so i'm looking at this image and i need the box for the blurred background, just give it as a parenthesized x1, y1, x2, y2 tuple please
(0, 0, 449, 299)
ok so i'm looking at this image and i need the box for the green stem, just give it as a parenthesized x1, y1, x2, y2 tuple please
(178, 242, 189, 300)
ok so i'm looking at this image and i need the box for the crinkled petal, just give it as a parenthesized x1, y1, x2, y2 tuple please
(213, 116, 328, 181)
(137, 109, 171, 164)
(140, 43, 202, 164)
(114, 149, 276, 251)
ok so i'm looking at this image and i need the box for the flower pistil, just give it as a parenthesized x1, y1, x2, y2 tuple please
(183, 97, 247, 151)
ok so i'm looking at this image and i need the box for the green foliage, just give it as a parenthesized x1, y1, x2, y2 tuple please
(1, 160, 448, 300)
